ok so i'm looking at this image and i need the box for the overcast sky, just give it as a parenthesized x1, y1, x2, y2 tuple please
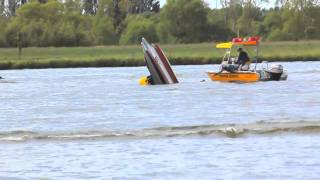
(159, 0, 218, 8)
(159, 0, 276, 9)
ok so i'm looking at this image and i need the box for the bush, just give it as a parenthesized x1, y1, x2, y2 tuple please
(0, 17, 9, 47)
(305, 26, 319, 39)
(267, 29, 294, 41)
(160, 0, 210, 43)
(263, 11, 282, 33)
(207, 9, 234, 41)
(119, 16, 158, 45)
(4, 19, 21, 47)
(156, 22, 177, 43)
(93, 16, 118, 45)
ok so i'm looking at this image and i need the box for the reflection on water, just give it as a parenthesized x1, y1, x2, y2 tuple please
(0, 62, 320, 179)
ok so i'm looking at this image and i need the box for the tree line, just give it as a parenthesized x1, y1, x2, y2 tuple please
(0, 0, 319, 47)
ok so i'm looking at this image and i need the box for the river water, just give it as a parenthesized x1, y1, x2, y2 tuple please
(0, 62, 320, 179)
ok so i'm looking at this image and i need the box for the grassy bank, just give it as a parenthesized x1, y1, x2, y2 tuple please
(0, 41, 320, 70)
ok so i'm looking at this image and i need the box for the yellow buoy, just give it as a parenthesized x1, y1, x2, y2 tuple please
(139, 76, 149, 86)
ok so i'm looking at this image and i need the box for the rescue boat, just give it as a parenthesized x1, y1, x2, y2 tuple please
(207, 71, 259, 83)
(207, 36, 288, 82)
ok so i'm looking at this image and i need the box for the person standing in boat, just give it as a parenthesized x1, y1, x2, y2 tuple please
(237, 48, 251, 71)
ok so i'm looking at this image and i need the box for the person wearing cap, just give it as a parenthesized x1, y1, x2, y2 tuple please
(237, 48, 251, 71)
(217, 47, 251, 73)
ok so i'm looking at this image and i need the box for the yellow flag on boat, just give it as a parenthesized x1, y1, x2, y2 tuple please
(216, 42, 232, 49)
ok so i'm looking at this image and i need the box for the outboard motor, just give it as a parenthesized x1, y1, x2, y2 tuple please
(267, 64, 283, 81)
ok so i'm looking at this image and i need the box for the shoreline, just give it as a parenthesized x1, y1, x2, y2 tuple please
(0, 41, 319, 70)
(0, 56, 319, 70)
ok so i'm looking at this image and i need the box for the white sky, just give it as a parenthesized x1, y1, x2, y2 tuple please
(159, 0, 277, 9)
(159, 0, 218, 8)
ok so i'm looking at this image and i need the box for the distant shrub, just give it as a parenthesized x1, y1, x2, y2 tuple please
(305, 26, 319, 39)
(263, 11, 282, 33)
(119, 16, 158, 45)
(156, 22, 177, 44)
(93, 16, 118, 45)
(160, 0, 209, 43)
(267, 29, 294, 41)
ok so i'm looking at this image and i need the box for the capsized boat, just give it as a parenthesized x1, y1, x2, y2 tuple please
(207, 36, 288, 82)
(139, 38, 179, 85)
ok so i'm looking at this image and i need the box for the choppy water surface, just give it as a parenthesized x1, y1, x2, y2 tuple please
(0, 62, 320, 179)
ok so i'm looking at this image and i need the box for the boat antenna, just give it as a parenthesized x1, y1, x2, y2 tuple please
(254, 41, 259, 71)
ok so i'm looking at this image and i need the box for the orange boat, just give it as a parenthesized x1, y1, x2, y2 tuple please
(207, 36, 261, 83)
(207, 71, 259, 83)
(207, 36, 288, 82)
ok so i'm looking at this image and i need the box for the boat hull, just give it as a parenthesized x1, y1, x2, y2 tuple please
(141, 38, 178, 85)
(207, 71, 259, 83)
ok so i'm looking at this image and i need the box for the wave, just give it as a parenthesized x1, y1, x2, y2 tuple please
(1, 121, 320, 142)
(0, 80, 17, 83)
(293, 69, 320, 74)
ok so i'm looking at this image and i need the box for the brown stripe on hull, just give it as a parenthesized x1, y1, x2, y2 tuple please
(144, 51, 165, 84)
(146, 48, 171, 84)
(153, 44, 179, 83)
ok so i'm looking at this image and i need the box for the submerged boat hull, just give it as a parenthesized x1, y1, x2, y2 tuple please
(141, 38, 178, 85)
(207, 71, 260, 83)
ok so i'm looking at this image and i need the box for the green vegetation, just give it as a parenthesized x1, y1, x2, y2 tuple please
(0, 0, 319, 47)
(0, 41, 319, 70)
(0, 1, 319, 69)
